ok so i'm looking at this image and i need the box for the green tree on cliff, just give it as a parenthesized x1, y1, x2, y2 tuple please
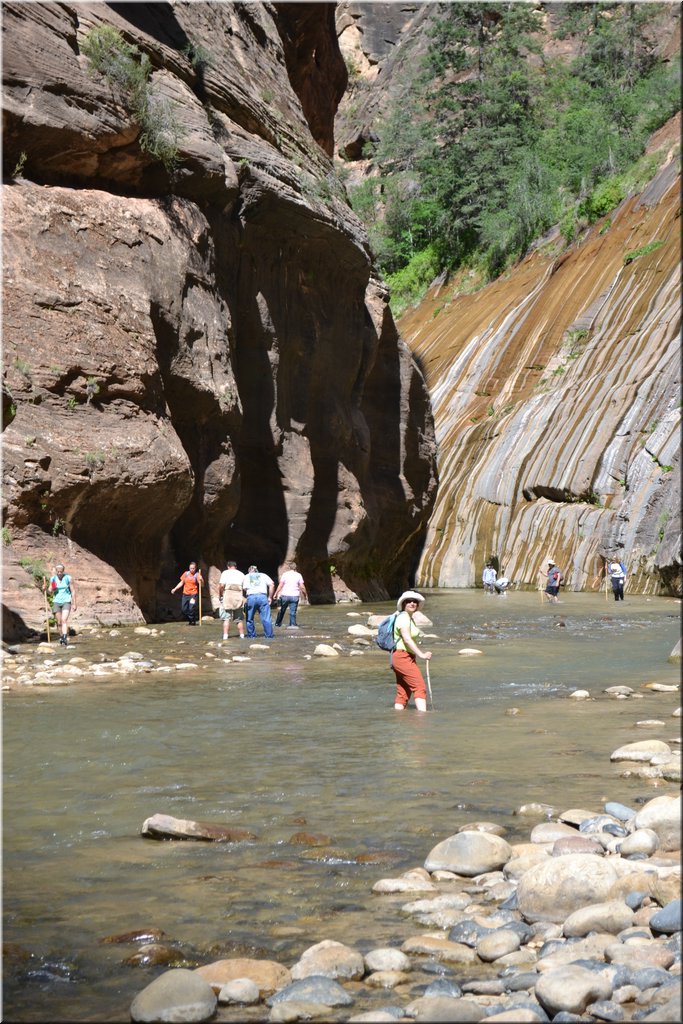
(348, 1, 679, 308)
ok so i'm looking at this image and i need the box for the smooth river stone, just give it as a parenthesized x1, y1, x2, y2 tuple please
(424, 831, 512, 876)
(562, 900, 634, 937)
(290, 939, 364, 981)
(130, 968, 217, 1023)
(535, 964, 613, 1016)
(633, 794, 681, 852)
(516, 855, 622, 923)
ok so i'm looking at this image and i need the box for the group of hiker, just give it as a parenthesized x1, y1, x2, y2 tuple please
(481, 556, 628, 603)
(171, 559, 308, 639)
(41, 553, 629, 713)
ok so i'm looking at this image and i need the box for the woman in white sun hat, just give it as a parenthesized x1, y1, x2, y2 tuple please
(391, 590, 432, 712)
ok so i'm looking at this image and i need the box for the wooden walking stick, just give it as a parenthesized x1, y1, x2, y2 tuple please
(198, 564, 203, 626)
(43, 577, 51, 642)
(426, 660, 434, 711)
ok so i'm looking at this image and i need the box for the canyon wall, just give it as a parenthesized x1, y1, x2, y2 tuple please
(335, 2, 681, 597)
(1, 1, 437, 637)
(401, 139, 681, 595)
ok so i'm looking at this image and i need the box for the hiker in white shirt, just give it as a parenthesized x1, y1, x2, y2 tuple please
(243, 565, 275, 639)
(217, 561, 246, 640)
(274, 562, 308, 628)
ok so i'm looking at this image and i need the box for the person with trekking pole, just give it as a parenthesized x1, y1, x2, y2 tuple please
(391, 590, 432, 712)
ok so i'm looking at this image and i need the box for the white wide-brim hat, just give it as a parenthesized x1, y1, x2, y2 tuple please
(396, 590, 425, 611)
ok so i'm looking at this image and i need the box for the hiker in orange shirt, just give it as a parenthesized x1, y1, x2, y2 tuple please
(171, 561, 203, 625)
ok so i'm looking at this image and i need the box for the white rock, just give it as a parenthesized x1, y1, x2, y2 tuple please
(618, 828, 659, 857)
(218, 977, 260, 1004)
(313, 645, 339, 657)
(458, 648, 483, 655)
(569, 690, 591, 700)
(347, 624, 375, 636)
(364, 948, 412, 974)
(610, 740, 671, 762)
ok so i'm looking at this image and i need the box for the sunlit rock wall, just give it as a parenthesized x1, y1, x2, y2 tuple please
(2, 1, 437, 636)
(401, 147, 681, 595)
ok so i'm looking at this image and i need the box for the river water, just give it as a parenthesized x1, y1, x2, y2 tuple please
(3, 590, 680, 1022)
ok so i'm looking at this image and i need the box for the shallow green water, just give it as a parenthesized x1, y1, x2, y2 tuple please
(3, 590, 680, 1021)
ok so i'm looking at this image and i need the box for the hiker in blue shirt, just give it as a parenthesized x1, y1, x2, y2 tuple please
(44, 563, 77, 647)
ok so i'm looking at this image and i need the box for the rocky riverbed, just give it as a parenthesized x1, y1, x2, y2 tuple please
(125, 790, 681, 1023)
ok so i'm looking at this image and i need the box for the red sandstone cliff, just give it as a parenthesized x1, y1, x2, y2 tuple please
(1, 2, 437, 637)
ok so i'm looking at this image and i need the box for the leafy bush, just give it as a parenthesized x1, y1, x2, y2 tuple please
(82, 25, 182, 171)
(578, 178, 626, 222)
(19, 556, 49, 585)
(386, 245, 441, 316)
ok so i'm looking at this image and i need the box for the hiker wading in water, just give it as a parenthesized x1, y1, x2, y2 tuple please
(392, 590, 432, 713)
(45, 563, 76, 647)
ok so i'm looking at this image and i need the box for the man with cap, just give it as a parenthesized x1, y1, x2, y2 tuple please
(243, 565, 275, 639)
(608, 558, 626, 601)
(544, 558, 563, 604)
(391, 590, 432, 712)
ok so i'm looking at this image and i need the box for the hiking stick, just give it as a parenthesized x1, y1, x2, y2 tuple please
(43, 577, 51, 643)
(426, 661, 434, 711)
(198, 566, 203, 625)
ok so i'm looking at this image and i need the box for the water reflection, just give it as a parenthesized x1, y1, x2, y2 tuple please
(3, 591, 680, 1021)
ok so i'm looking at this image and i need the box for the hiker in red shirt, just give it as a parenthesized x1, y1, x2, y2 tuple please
(171, 561, 203, 625)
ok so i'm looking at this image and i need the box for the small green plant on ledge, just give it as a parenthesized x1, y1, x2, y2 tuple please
(623, 240, 664, 266)
(14, 356, 31, 379)
(2, 526, 11, 546)
(85, 451, 106, 471)
(12, 151, 27, 178)
(19, 556, 49, 586)
(182, 37, 212, 71)
(658, 509, 671, 540)
(82, 24, 182, 171)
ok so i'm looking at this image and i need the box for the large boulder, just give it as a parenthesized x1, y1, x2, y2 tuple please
(516, 854, 623, 923)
